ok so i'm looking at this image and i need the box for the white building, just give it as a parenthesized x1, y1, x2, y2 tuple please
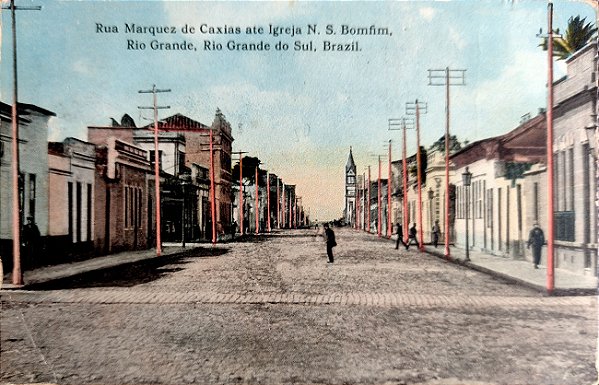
(451, 113, 546, 259)
(0, 102, 55, 270)
(47, 138, 96, 261)
(552, 43, 597, 275)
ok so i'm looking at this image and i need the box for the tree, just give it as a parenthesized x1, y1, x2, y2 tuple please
(429, 135, 462, 154)
(231, 156, 266, 186)
(540, 15, 597, 60)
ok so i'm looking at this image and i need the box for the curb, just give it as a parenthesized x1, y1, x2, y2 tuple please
(423, 248, 597, 296)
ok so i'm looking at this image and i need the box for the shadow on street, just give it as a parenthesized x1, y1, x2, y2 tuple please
(27, 247, 229, 290)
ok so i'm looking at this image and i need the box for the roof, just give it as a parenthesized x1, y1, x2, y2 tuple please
(143, 113, 209, 131)
(451, 113, 546, 167)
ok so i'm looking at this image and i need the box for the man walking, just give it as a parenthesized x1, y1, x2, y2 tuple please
(323, 223, 336, 263)
(405, 223, 418, 250)
(527, 223, 545, 269)
(395, 222, 406, 249)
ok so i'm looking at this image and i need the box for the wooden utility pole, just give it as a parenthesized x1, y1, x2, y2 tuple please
(4, 0, 42, 285)
(139, 85, 171, 255)
(407, 100, 428, 251)
(428, 67, 466, 259)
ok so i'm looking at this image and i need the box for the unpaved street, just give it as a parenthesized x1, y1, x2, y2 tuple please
(1, 228, 596, 384)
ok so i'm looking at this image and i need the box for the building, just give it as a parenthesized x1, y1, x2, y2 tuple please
(47, 138, 96, 263)
(185, 109, 234, 239)
(92, 137, 151, 254)
(552, 43, 597, 275)
(344, 147, 356, 226)
(450, 112, 546, 259)
(0, 102, 55, 272)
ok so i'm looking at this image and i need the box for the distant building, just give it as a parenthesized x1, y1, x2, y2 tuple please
(344, 147, 356, 226)
(0, 102, 55, 272)
(185, 109, 234, 239)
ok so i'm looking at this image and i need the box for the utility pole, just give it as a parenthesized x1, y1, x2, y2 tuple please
(232, 151, 248, 235)
(387, 140, 392, 238)
(138, 85, 171, 255)
(378, 155, 382, 238)
(255, 165, 259, 234)
(276, 178, 280, 229)
(428, 67, 466, 259)
(267, 171, 271, 232)
(281, 183, 286, 228)
(537, 2, 559, 294)
(407, 100, 428, 251)
(3, 0, 42, 285)
(389, 117, 414, 243)
(367, 166, 371, 233)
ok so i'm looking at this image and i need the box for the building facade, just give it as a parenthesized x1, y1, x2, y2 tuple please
(552, 43, 597, 275)
(450, 113, 546, 260)
(0, 102, 55, 271)
(47, 138, 96, 263)
(185, 109, 234, 239)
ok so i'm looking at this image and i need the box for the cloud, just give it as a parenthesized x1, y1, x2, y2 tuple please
(72, 59, 92, 76)
(419, 7, 436, 22)
(448, 26, 466, 51)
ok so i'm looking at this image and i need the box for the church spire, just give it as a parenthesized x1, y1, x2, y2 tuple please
(346, 146, 356, 174)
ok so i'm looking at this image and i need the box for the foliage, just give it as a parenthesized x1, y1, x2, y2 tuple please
(231, 156, 266, 186)
(539, 15, 597, 60)
(504, 162, 533, 180)
(429, 135, 463, 154)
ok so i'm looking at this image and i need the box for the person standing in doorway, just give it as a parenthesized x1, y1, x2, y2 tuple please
(323, 223, 336, 263)
(22, 216, 40, 269)
(527, 223, 545, 269)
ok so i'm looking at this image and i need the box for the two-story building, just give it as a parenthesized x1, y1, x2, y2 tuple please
(552, 43, 597, 275)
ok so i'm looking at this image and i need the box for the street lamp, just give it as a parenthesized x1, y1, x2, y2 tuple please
(428, 187, 434, 243)
(462, 167, 472, 261)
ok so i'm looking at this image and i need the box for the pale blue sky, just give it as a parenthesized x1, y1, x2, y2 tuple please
(1, 0, 595, 220)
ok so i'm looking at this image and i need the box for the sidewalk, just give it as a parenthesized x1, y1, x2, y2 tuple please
(422, 243, 598, 295)
(1, 246, 196, 290)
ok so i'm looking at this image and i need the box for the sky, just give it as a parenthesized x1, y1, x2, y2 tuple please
(0, 0, 596, 221)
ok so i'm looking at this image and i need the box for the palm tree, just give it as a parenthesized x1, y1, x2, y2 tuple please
(540, 16, 597, 60)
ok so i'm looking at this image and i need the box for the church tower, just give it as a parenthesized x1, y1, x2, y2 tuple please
(345, 147, 357, 226)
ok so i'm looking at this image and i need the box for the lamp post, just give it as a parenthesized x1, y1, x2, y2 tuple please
(428, 187, 434, 243)
(462, 167, 472, 261)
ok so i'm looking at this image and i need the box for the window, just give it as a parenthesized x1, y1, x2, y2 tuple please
(29, 174, 36, 220)
(347, 176, 356, 184)
(149, 150, 163, 170)
(76, 182, 82, 243)
(87, 184, 92, 242)
(124, 186, 129, 228)
(68, 182, 73, 241)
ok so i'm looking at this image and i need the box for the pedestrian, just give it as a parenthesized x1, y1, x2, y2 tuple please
(527, 222, 545, 269)
(323, 223, 336, 263)
(22, 216, 40, 269)
(395, 222, 406, 249)
(231, 221, 238, 240)
(432, 220, 440, 248)
(405, 223, 418, 250)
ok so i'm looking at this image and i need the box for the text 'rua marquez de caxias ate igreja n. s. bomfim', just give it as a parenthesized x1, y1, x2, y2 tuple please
(95, 22, 392, 53)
